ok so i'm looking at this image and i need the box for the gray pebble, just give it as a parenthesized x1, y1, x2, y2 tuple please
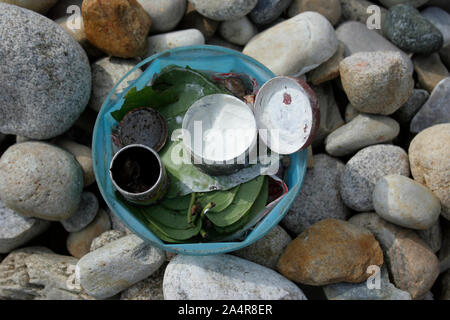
(325, 114, 400, 157)
(410, 77, 450, 133)
(61, 192, 99, 233)
(219, 16, 257, 46)
(282, 154, 350, 235)
(0, 200, 50, 254)
(340, 145, 410, 212)
(392, 89, 429, 125)
(137, 0, 187, 33)
(249, 0, 292, 25)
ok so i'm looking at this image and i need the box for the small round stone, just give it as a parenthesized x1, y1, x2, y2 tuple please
(282, 154, 350, 235)
(219, 16, 257, 46)
(61, 192, 99, 233)
(325, 114, 400, 157)
(137, 0, 186, 33)
(409, 123, 450, 220)
(188, 0, 258, 21)
(373, 175, 441, 230)
(0, 142, 84, 221)
(340, 145, 410, 212)
(383, 4, 443, 54)
(392, 89, 429, 125)
(339, 51, 414, 115)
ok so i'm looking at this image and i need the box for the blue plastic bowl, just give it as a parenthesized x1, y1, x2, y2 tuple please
(92, 45, 308, 255)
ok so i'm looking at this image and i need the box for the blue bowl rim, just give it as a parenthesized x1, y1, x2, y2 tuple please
(92, 45, 308, 256)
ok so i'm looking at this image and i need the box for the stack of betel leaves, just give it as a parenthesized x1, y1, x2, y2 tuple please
(110, 65, 280, 243)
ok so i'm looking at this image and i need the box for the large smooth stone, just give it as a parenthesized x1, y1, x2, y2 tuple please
(243, 11, 338, 76)
(77, 234, 165, 299)
(339, 51, 414, 115)
(282, 154, 350, 235)
(288, 0, 341, 26)
(188, 0, 258, 21)
(373, 175, 441, 230)
(277, 219, 383, 286)
(163, 254, 307, 300)
(0, 3, 91, 140)
(325, 114, 400, 157)
(0, 142, 84, 221)
(219, 16, 257, 46)
(336, 21, 413, 73)
(324, 265, 412, 300)
(340, 145, 410, 212)
(383, 4, 443, 54)
(0, 0, 58, 13)
(349, 213, 440, 299)
(409, 123, 450, 220)
(88, 57, 142, 113)
(410, 77, 450, 133)
(249, 0, 292, 25)
(144, 29, 205, 58)
(0, 247, 94, 300)
(137, 0, 186, 33)
(232, 225, 291, 270)
(0, 201, 50, 254)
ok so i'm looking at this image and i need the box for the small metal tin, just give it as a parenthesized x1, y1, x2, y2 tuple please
(118, 108, 168, 152)
(109, 144, 169, 205)
(182, 94, 258, 176)
(254, 76, 319, 155)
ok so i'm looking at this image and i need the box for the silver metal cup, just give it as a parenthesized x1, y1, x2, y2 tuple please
(109, 144, 169, 205)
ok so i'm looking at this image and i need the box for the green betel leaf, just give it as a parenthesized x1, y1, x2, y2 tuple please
(110, 86, 179, 122)
(197, 185, 240, 213)
(143, 214, 203, 241)
(206, 176, 265, 227)
(214, 176, 269, 235)
(161, 194, 192, 211)
(140, 205, 193, 230)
